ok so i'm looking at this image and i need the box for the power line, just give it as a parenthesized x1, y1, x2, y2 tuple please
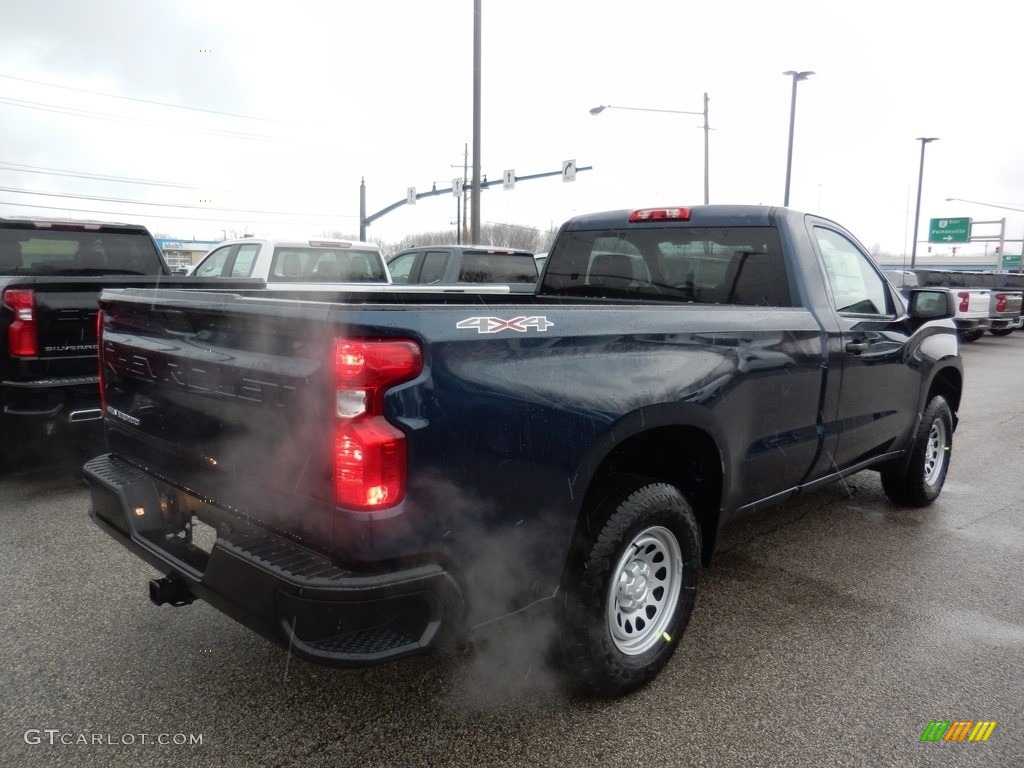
(0, 199, 358, 225)
(0, 160, 200, 190)
(0, 184, 349, 218)
(0, 73, 298, 124)
(0, 95, 291, 142)
(0, 159, 244, 194)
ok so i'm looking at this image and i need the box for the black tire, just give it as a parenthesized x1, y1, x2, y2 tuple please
(560, 474, 701, 697)
(880, 396, 953, 506)
(959, 329, 984, 342)
(989, 328, 1015, 337)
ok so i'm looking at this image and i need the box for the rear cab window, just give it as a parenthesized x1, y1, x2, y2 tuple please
(269, 247, 386, 282)
(0, 225, 167, 276)
(541, 225, 793, 306)
(457, 252, 538, 284)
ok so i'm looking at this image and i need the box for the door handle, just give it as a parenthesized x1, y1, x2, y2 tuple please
(845, 340, 869, 354)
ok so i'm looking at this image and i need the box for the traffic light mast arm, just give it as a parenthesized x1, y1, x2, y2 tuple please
(360, 166, 593, 231)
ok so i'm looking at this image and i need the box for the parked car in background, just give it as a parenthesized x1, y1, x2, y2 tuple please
(386, 245, 538, 292)
(957, 271, 1024, 336)
(191, 237, 391, 287)
(1, 217, 170, 467)
(0, 216, 256, 467)
(912, 269, 1021, 340)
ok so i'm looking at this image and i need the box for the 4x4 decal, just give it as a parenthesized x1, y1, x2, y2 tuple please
(456, 316, 554, 334)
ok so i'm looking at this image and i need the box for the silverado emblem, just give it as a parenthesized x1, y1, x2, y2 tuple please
(456, 316, 554, 334)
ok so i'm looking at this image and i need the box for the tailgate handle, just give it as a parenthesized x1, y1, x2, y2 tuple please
(845, 340, 869, 354)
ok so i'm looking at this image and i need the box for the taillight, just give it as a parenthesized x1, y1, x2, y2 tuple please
(333, 339, 422, 510)
(996, 293, 1007, 313)
(957, 292, 970, 313)
(4, 288, 38, 357)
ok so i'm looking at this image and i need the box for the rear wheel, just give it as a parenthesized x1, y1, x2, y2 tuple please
(989, 328, 1015, 337)
(880, 395, 953, 506)
(959, 329, 984, 342)
(560, 474, 700, 697)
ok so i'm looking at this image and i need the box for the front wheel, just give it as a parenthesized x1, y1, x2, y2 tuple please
(880, 395, 953, 506)
(560, 474, 701, 697)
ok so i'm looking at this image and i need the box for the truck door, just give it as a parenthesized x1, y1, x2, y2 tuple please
(811, 225, 922, 474)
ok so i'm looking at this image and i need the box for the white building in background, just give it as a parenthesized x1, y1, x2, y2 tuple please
(156, 238, 219, 272)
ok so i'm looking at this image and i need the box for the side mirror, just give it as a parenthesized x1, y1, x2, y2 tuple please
(908, 288, 955, 320)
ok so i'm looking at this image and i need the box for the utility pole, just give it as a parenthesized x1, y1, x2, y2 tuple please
(702, 92, 710, 205)
(449, 143, 469, 245)
(471, 0, 481, 242)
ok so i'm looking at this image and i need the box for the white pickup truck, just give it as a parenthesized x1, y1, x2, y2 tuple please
(911, 269, 1024, 341)
(961, 272, 1024, 337)
(189, 237, 516, 294)
(953, 289, 994, 341)
(889, 270, 993, 342)
(190, 237, 391, 288)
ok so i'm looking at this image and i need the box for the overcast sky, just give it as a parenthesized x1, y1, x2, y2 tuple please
(1, 0, 1023, 259)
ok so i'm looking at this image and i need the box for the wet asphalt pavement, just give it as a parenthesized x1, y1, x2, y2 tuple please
(1, 334, 1021, 768)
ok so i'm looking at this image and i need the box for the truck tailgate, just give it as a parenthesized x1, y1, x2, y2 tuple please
(99, 290, 336, 547)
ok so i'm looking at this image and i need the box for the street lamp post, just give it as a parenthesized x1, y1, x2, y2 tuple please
(910, 137, 939, 268)
(782, 70, 814, 207)
(589, 95, 711, 204)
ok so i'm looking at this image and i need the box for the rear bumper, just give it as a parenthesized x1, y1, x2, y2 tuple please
(989, 316, 1024, 331)
(83, 453, 464, 666)
(1, 375, 103, 424)
(954, 318, 990, 332)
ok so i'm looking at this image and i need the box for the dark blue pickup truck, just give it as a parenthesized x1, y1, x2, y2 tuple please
(84, 205, 964, 696)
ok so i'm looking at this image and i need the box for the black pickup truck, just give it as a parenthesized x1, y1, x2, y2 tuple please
(84, 205, 964, 696)
(0, 217, 171, 464)
(0, 216, 256, 467)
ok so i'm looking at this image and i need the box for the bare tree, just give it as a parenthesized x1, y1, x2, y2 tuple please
(319, 230, 362, 241)
(386, 222, 553, 254)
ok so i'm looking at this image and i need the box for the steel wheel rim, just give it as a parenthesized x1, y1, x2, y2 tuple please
(606, 525, 683, 655)
(923, 418, 948, 487)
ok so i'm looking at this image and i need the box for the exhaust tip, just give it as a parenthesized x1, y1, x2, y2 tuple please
(68, 408, 103, 423)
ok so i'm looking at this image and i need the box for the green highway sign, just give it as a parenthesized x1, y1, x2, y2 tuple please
(928, 217, 971, 244)
(1001, 254, 1021, 269)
